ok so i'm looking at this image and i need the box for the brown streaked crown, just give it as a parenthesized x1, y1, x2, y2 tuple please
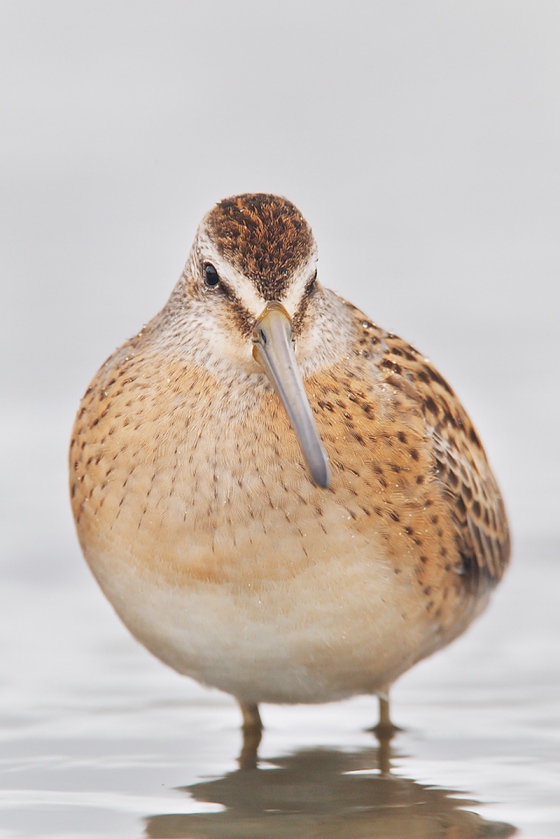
(205, 194, 315, 300)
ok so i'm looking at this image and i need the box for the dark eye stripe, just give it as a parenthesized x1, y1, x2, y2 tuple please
(202, 263, 237, 302)
(305, 270, 318, 294)
(291, 273, 318, 333)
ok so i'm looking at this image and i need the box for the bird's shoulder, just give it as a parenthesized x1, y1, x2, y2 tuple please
(322, 299, 511, 588)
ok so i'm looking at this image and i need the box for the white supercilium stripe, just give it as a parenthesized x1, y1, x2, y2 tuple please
(196, 229, 266, 316)
(196, 228, 317, 319)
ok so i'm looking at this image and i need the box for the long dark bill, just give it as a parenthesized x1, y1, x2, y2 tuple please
(252, 302, 331, 489)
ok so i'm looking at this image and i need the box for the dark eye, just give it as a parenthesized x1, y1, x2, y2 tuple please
(204, 263, 220, 288)
(306, 268, 318, 292)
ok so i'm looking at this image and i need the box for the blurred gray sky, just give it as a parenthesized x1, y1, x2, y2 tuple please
(2, 0, 559, 572)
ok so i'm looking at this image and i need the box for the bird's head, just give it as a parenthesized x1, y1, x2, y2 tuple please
(179, 193, 334, 487)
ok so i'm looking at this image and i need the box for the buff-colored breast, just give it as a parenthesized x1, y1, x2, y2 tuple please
(69, 303, 508, 704)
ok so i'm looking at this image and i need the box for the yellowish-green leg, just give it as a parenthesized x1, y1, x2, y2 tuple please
(239, 701, 263, 731)
(373, 686, 400, 737)
(378, 693, 393, 731)
(238, 701, 262, 769)
(371, 688, 400, 775)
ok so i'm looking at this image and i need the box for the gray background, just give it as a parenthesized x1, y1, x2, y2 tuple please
(2, 5, 560, 835)
(2, 0, 559, 575)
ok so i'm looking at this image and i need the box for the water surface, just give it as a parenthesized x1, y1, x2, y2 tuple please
(1, 534, 558, 838)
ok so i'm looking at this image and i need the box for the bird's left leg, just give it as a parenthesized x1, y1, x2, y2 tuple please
(238, 701, 262, 769)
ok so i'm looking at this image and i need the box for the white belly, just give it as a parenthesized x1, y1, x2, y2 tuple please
(86, 527, 439, 705)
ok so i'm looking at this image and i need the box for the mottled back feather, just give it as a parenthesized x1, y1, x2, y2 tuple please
(376, 325, 510, 590)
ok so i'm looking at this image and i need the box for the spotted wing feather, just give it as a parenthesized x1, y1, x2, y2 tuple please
(381, 332, 510, 590)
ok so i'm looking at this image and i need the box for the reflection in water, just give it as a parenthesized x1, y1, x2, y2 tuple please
(145, 743, 516, 839)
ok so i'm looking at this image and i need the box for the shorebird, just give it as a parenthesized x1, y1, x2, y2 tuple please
(70, 193, 510, 737)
